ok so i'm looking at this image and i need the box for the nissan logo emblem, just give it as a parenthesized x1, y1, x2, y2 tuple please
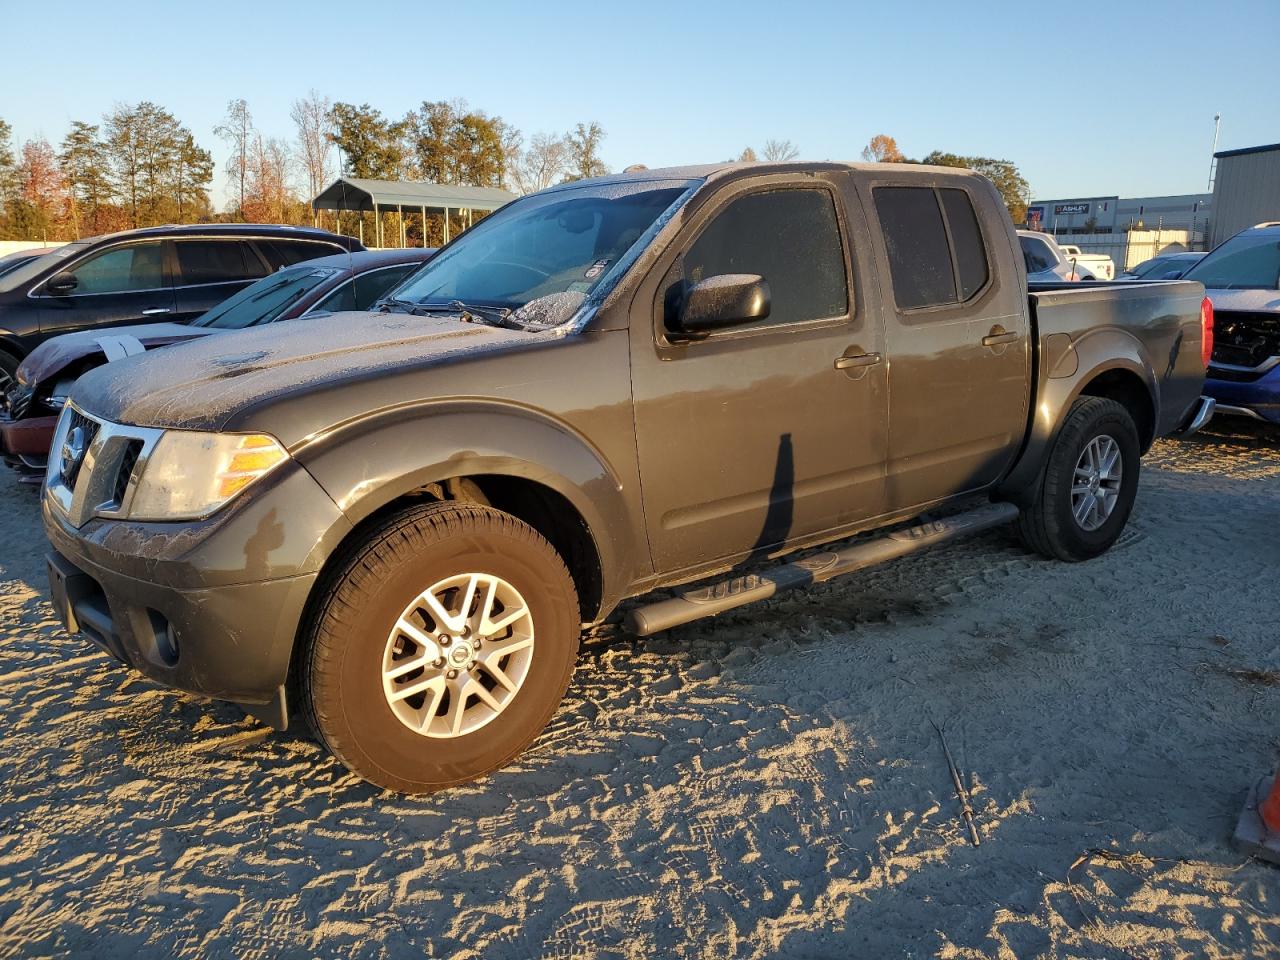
(60, 425, 87, 477)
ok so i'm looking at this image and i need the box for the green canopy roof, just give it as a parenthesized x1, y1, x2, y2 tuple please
(312, 177, 514, 213)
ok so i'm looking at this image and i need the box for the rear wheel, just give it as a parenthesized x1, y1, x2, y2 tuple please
(1017, 397, 1140, 561)
(302, 501, 580, 793)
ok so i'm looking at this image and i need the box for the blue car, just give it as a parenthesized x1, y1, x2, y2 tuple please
(1185, 223, 1280, 424)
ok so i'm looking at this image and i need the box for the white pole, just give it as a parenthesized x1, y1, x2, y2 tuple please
(422, 205, 427, 247)
(444, 207, 451, 244)
(1207, 113, 1221, 191)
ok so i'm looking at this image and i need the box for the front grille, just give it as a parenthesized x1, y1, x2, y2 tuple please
(111, 440, 143, 506)
(1211, 310, 1280, 377)
(59, 409, 100, 489)
(46, 406, 163, 528)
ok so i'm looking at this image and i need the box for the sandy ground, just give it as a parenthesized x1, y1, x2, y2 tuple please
(1, 421, 1278, 959)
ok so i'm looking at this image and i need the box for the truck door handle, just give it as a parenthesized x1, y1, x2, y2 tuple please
(982, 326, 1020, 347)
(141, 307, 171, 316)
(834, 352, 882, 370)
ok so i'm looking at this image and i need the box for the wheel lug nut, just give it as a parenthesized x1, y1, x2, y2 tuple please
(433, 657, 445, 668)
(441, 636, 452, 647)
(473, 640, 482, 650)
(446, 669, 458, 679)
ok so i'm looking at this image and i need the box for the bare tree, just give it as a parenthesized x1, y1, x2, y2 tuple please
(291, 90, 332, 221)
(214, 98, 253, 220)
(762, 139, 799, 162)
(564, 121, 608, 182)
(738, 146, 758, 162)
(510, 131, 571, 194)
(861, 134, 905, 163)
(245, 135, 294, 223)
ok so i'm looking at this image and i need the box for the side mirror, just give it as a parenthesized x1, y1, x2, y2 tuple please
(675, 274, 770, 337)
(46, 272, 78, 296)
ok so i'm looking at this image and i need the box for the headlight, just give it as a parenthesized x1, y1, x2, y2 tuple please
(128, 431, 289, 520)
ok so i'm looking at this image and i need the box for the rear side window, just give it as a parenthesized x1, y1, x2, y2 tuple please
(1020, 235, 1057, 273)
(875, 187, 956, 309)
(875, 186, 992, 310)
(353, 264, 418, 309)
(175, 240, 265, 285)
(682, 188, 847, 329)
(69, 241, 165, 294)
(940, 189, 989, 299)
(258, 239, 342, 269)
(314, 280, 355, 313)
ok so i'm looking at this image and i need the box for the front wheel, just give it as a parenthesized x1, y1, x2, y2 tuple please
(0, 349, 19, 412)
(302, 501, 580, 793)
(1017, 396, 1141, 561)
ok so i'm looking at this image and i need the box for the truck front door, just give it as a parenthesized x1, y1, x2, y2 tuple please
(864, 180, 1031, 512)
(629, 176, 889, 576)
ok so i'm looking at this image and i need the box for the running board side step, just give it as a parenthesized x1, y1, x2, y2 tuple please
(624, 502, 1020, 637)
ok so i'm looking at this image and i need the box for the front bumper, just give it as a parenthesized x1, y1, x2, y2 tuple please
(1206, 365, 1280, 424)
(42, 461, 352, 725)
(0, 414, 57, 456)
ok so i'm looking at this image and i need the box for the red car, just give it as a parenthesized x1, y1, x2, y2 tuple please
(2, 247, 433, 481)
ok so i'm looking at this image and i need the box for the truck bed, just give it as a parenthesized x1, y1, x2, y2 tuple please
(1027, 279, 1207, 437)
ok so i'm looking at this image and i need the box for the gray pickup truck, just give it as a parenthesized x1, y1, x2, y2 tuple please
(42, 162, 1214, 792)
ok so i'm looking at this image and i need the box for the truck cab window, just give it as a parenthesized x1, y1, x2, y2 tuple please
(940, 189, 990, 299)
(874, 187, 957, 309)
(683, 188, 848, 329)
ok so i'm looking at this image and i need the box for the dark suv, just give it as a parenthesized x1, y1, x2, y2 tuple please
(0, 224, 362, 394)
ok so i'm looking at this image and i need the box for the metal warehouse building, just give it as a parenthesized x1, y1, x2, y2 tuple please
(1026, 194, 1212, 236)
(1209, 142, 1280, 247)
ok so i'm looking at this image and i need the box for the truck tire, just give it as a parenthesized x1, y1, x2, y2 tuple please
(301, 501, 580, 793)
(1016, 396, 1140, 562)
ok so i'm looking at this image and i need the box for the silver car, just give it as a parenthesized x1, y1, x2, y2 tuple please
(1018, 230, 1097, 282)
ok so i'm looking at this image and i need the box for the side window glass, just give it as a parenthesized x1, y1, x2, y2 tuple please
(175, 240, 265, 285)
(1021, 236, 1057, 273)
(352, 265, 416, 309)
(940, 189, 990, 299)
(682, 188, 847, 329)
(260, 240, 339, 269)
(315, 281, 356, 313)
(68, 241, 165, 294)
(874, 187, 956, 309)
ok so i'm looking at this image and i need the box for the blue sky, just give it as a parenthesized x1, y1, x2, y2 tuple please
(5, 0, 1277, 209)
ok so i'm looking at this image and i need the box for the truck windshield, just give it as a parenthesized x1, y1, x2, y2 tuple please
(192, 266, 342, 329)
(1184, 232, 1280, 290)
(391, 179, 692, 325)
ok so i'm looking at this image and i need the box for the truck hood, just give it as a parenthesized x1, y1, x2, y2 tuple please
(1203, 288, 1280, 313)
(17, 322, 208, 387)
(70, 310, 539, 433)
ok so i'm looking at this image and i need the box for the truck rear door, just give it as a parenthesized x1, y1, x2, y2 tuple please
(862, 178, 1031, 511)
(629, 175, 888, 574)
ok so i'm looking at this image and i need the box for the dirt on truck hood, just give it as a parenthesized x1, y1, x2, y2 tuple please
(69, 310, 538, 433)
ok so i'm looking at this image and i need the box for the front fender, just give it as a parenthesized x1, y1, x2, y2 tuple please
(1000, 328, 1159, 500)
(294, 399, 644, 613)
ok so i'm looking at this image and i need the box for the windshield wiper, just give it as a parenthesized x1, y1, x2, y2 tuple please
(376, 296, 427, 316)
(414, 300, 526, 330)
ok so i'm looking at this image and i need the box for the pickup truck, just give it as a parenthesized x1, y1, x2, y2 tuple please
(42, 161, 1215, 793)
(1059, 244, 1116, 280)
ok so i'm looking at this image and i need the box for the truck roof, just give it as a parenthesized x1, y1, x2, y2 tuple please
(539, 160, 980, 194)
